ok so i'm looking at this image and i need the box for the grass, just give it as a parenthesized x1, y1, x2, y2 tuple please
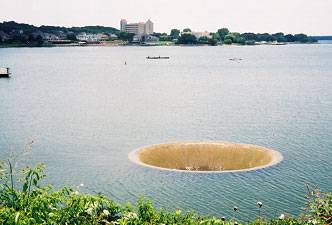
(137, 142, 281, 171)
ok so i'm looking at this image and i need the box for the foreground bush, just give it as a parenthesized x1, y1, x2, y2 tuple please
(0, 146, 331, 224)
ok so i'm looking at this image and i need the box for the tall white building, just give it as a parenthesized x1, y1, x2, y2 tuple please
(120, 19, 154, 35)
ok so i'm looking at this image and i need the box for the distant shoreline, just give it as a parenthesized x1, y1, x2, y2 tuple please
(0, 41, 326, 48)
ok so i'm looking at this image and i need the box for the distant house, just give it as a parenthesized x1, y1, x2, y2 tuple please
(145, 35, 159, 42)
(32, 30, 59, 41)
(96, 33, 109, 41)
(133, 34, 159, 43)
(32, 31, 46, 40)
(0, 31, 10, 42)
(44, 33, 58, 41)
(109, 34, 118, 40)
(53, 31, 67, 40)
(182, 31, 212, 39)
(10, 30, 28, 40)
(76, 33, 98, 42)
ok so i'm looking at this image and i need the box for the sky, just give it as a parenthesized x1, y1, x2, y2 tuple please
(0, 0, 331, 35)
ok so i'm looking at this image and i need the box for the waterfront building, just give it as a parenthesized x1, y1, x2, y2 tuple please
(120, 19, 154, 35)
(53, 31, 67, 40)
(96, 33, 109, 41)
(132, 34, 159, 43)
(76, 33, 98, 42)
(109, 34, 118, 40)
(9, 30, 28, 40)
(182, 31, 212, 39)
(0, 31, 10, 42)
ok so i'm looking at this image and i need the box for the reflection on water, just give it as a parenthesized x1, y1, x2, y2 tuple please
(0, 45, 332, 222)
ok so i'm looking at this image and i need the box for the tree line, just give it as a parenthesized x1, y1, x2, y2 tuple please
(0, 21, 119, 36)
(153, 28, 317, 45)
(1, 21, 318, 46)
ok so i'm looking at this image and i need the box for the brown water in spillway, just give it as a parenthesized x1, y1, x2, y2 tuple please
(128, 142, 283, 172)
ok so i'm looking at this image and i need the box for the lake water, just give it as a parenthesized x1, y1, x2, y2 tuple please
(0, 45, 331, 222)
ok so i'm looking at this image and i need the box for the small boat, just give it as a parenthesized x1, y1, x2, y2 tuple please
(146, 56, 170, 59)
(0, 67, 11, 78)
(229, 58, 242, 61)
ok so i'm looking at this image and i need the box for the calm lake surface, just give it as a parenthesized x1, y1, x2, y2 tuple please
(1, 45, 332, 221)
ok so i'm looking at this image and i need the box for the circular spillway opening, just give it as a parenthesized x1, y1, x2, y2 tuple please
(128, 142, 283, 172)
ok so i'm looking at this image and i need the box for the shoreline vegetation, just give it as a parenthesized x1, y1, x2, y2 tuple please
(1, 144, 331, 224)
(0, 21, 325, 48)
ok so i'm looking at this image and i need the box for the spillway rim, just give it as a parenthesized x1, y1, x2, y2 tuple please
(128, 141, 283, 173)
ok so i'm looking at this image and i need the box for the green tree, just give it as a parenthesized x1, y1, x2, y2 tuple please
(245, 40, 255, 45)
(209, 32, 220, 41)
(285, 34, 296, 42)
(208, 38, 218, 46)
(118, 31, 128, 40)
(217, 28, 229, 40)
(294, 33, 308, 42)
(183, 28, 191, 32)
(170, 29, 180, 38)
(237, 36, 246, 45)
(36, 35, 43, 46)
(272, 32, 286, 42)
(152, 32, 162, 38)
(224, 33, 240, 43)
(178, 33, 197, 44)
(224, 38, 232, 44)
(257, 33, 270, 42)
(198, 36, 209, 43)
(119, 32, 135, 42)
(241, 33, 258, 41)
(159, 35, 170, 41)
(67, 33, 77, 41)
(28, 34, 35, 42)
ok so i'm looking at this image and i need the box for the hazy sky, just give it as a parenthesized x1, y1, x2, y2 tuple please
(1, 0, 331, 35)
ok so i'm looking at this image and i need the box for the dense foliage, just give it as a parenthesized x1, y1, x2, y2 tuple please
(0, 21, 119, 35)
(0, 144, 331, 224)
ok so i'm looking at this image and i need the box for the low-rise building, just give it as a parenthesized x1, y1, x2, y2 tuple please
(10, 30, 28, 40)
(76, 33, 98, 42)
(96, 33, 109, 41)
(133, 34, 159, 43)
(32, 31, 57, 41)
(32, 31, 46, 40)
(53, 31, 67, 40)
(44, 33, 58, 41)
(109, 34, 118, 40)
(182, 31, 212, 39)
(0, 31, 10, 42)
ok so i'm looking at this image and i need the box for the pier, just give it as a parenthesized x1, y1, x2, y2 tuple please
(0, 68, 11, 78)
(146, 56, 170, 59)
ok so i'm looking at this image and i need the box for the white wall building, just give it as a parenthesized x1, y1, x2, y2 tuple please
(76, 33, 98, 42)
(120, 19, 154, 35)
(182, 31, 212, 39)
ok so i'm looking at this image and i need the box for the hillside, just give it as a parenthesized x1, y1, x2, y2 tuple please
(0, 21, 119, 35)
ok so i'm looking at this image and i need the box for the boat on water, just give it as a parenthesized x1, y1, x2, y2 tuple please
(146, 56, 170, 59)
(0, 68, 11, 78)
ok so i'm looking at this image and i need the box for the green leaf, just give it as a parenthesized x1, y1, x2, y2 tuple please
(23, 182, 28, 192)
(15, 212, 20, 224)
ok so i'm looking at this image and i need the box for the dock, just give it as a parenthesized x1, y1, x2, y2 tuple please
(146, 56, 170, 59)
(0, 68, 11, 78)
